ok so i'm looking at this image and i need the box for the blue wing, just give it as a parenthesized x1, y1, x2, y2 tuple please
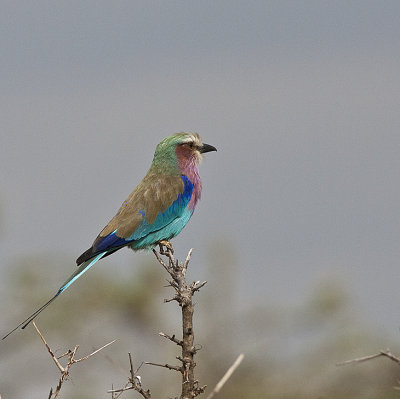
(85, 175, 194, 257)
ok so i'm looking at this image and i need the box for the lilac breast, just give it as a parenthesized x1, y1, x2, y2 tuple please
(178, 156, 202, 210)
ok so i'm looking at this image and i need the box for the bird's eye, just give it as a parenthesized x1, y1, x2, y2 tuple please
(189, 142, 194, 148)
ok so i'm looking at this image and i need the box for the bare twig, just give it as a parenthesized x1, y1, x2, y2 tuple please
(337, 349, 400, 367)
(56, 350, 71, 360)
(159, 331, 183, 346)
(74, 340, 116, 363)
(33, 321, 64, 373)
(108, 353, 151, 399)
(183, 248, 194, 270)
(206, 354, 245, 399)
(192, 280, 207, 293)
(32, 321, 115, 398)
(145, 361, 182, 372)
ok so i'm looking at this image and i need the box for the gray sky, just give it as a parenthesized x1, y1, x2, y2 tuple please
(1, 1, 400, 337)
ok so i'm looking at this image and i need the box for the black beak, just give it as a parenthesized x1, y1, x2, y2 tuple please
(199, 143, 217, 153)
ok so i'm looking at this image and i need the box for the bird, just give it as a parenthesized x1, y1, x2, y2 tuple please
(3, 132, 216, 339)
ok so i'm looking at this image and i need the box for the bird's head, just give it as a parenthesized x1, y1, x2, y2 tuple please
(152, 132, 216, 173)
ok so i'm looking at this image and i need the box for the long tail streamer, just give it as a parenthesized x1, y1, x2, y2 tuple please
(2, 252, 107, 340)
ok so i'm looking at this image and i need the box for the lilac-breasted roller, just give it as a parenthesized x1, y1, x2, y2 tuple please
(3, 132, 216, 339)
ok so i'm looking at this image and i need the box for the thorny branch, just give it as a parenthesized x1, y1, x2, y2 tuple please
(153, 245, 208, 398)
(32, 321, 115, 399)
(109, 245, 207, 398)
(110, 245, 243, 398)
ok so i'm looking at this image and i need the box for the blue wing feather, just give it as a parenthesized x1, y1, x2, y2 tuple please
(93, 175, 193, 252)
(94, 229, 125, 251)
(131, 175, 193, 240)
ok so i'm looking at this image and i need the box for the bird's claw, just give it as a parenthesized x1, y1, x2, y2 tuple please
(159, 240, 174, 254)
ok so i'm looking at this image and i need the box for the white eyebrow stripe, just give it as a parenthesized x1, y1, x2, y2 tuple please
(181, 134, 202, 146)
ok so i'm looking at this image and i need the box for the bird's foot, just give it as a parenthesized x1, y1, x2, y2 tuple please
(159, 240, 174, 254)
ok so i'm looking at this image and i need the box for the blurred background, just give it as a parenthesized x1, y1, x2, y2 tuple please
(1, 1, 400, 398)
